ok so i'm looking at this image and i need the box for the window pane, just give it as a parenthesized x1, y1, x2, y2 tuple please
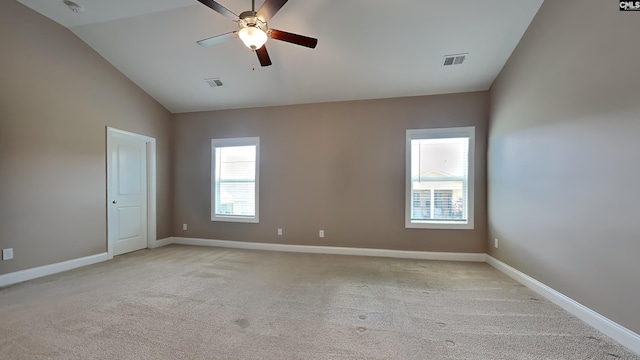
(411, 138, 468, 179)
(216, 146, 256, 180)
(410, 136, 469, 222)
(217, 181, 255, 216)
(412, 190, 431, 219)
(214, 144, 256, 218)
(434, 190, 453, 219)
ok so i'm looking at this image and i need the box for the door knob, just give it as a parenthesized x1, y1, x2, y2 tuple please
(112, 200, 117, 204)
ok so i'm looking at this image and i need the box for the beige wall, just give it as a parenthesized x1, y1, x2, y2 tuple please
(489, 0, 640, 333)
(173, 92, 488, 253)
(0, 1, 172, 275)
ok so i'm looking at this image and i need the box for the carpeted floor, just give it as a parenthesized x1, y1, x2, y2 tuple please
(0, 244, 637, 359)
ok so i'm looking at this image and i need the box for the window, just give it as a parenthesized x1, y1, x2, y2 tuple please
(211, 137, 259, 223)
(405, 127, 474, 229)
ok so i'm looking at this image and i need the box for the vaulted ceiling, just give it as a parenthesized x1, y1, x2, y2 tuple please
(18, 0, 544, 113)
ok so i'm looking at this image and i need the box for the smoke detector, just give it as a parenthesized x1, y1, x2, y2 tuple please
(63, 0, 84, 13)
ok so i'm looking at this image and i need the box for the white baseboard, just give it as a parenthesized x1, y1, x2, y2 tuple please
(486, 255, 640, 355)
(0, 252, 109, 288)
(171, 237, 486, 262)
(149, 237, 173, 249)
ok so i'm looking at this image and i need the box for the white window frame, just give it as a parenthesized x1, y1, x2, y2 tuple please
(405, 127, 475, 230)
(211, 137, 260, 223)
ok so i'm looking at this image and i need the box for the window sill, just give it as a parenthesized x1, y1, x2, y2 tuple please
(211, 216, 259, 224)
(405, 220, 474, 230)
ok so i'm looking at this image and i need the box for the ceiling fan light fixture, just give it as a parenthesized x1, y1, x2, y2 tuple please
(238, 26, 267, 50)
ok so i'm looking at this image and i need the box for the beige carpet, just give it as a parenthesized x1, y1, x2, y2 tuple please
(0, 244, 637, 360)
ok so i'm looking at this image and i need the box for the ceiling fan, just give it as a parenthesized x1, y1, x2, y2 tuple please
(196, 0, 318, 67)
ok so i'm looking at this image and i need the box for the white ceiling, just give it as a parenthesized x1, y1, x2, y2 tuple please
(18, 0, 543, 113)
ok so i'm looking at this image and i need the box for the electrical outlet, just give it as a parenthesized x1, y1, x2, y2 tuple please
(2, 248, 13, 261)
(183, 224, 188, 231)
(319, 230, 325, 238)
(277, 228, 282, 236)
(494, 238, 499, 248)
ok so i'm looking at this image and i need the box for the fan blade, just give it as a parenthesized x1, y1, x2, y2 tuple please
(197, 0, 238, 19)
(256, 0, 288, 21)
(270, 29, 317, 48)
(255, 46, 272, 67)
(197, 31, 238, 47)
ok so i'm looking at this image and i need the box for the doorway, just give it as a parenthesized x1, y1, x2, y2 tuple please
(106, 127, 156, 258)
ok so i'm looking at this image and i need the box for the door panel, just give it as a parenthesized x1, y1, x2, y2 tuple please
(118, 145, 142, 195)
(109, 130, 148, 256)
(118, 206, 143, 240)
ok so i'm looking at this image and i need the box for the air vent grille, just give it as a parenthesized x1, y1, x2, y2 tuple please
(204, 78, 223, 87)
(443, 53, 468, 66)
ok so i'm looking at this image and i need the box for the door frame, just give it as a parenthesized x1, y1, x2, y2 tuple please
(106, 127, 157, 259)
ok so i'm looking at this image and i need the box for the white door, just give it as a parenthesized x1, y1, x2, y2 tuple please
(108, 129, 148, 256)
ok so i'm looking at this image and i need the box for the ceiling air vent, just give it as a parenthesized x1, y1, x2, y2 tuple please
(204, 78, 223, 87)
(443, 53, 468, 66)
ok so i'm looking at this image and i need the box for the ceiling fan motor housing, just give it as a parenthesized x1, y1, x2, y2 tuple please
(238, 11, 267, 31)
